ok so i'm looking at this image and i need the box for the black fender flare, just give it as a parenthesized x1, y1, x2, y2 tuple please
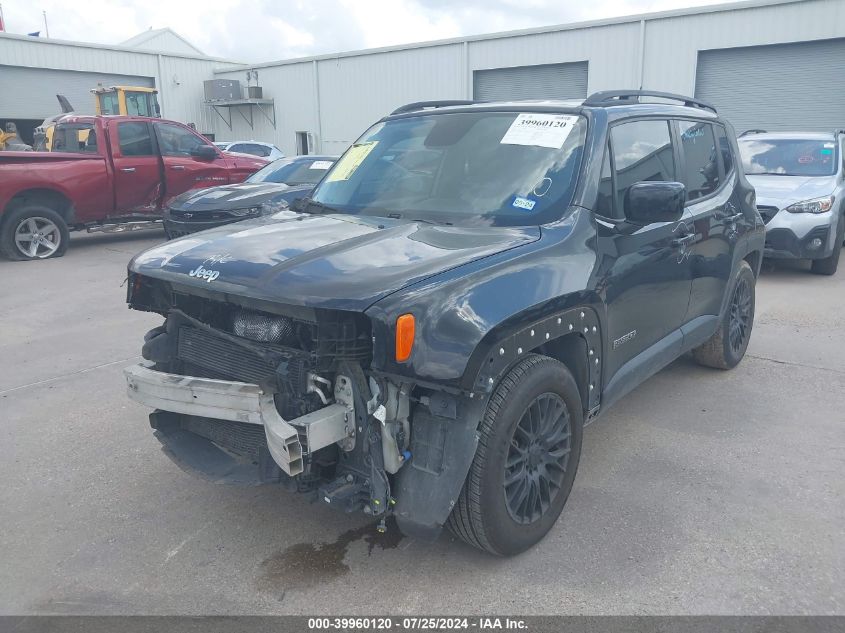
(463, 305, 603, 410)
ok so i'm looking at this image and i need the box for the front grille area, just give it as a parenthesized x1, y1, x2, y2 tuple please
(177, 326, 282, 385)
(757, 205, 779, 224)
(182, 415, 266, 461)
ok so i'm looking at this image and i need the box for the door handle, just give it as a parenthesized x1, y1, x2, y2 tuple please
(120, 167, 136, 173)
(720, 212, 744, 223)
(171, 165, 186, 171)
(671, 234, 696, 248)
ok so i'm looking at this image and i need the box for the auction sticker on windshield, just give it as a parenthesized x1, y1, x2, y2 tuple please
(501, 114, 579, 149)
(326, 142, 378, 181)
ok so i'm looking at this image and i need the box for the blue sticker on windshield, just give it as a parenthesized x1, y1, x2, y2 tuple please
(821, 149, 833, 155)
(512, 196, 536, 211)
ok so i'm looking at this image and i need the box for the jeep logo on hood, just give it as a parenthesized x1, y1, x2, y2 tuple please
(188, 265, 220, 282)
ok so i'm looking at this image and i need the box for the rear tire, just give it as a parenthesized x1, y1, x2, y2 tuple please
(0, 205, 69, 261)
(810, 218, 843, 276)
(447, 354, 583, 556)
(692, 260, 755, 369)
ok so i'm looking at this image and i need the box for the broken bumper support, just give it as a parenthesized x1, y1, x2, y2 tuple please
(124, 361, 349, 477)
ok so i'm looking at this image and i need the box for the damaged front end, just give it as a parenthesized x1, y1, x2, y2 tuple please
(124, 274, 482, 538)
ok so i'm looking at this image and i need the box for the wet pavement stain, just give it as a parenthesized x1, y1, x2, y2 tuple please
(258, 516, 404, 595)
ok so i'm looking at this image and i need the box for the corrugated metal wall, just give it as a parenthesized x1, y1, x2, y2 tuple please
(211, 0, 844, 155)
(695, 38, 845, 132)
(473, 62, 589, 101)
(0, 33, 230, 135)
(2, 0, 844, 155)
(0, 66, 154, 118)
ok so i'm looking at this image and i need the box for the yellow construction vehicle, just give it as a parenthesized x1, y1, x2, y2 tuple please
(91, 86, 160, 117)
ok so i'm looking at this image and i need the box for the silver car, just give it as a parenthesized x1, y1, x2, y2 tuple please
(213, 140, 285, 161)
(738, 130, 844, 275)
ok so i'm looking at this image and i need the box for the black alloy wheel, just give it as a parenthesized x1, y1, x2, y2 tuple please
(503, 393, 572, 525)
(728, 275, 753, 355)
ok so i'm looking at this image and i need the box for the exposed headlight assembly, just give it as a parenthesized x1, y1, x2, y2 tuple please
(785, 195, 835, 214)
(258, 200, 290, 216)
(231, 309, 294, 343)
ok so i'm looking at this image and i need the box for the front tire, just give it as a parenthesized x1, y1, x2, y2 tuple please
(447, 354, 583, 556)
(0, 206, 69, 261)
(692, 260, 755, 369)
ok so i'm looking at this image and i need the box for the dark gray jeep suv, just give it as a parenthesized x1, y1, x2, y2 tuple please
(124, 91, 764, 555)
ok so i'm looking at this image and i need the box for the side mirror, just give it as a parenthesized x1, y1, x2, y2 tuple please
(624, 181, 686, 224)
(190, 145, 218, 160)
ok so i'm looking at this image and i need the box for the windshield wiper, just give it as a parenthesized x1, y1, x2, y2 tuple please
(379, 211, 451, 226)
(291, 198, 341, 215)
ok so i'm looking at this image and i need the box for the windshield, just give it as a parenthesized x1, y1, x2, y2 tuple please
(247, 158, 335, 185)
(310, 111, 587, 226)
(739, 138, 838, 177)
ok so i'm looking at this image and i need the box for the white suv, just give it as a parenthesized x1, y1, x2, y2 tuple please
(738, 130, 844, 275)
(214, 140, 285, 161)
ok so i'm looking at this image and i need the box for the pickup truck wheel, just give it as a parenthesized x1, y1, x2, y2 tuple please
(447, 354, 583, 556)
(692, 260, 755, 369)
(1, 206, 69, 261)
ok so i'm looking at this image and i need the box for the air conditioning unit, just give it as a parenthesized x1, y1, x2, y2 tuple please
(204, 79, 242, 101)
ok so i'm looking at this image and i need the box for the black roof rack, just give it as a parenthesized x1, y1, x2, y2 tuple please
(390, 100, 476, 115)
(739, 129, 768, 137)
(583, 90, 717, 113)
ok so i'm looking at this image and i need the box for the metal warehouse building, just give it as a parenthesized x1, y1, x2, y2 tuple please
(1, 0, 843, 156)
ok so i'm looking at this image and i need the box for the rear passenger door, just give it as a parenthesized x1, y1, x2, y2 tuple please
(111, 121, 163, 216)
(596, 119, 693, 384)
(676, 120, 736, 325)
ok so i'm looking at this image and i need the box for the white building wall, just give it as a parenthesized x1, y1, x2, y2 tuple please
(2, 0, 844, 154)
(211, 61, 319, 156)
(466, 21, 642, 95)
(0, 32, 231, 132)
(210, 0, 844, 155)
(642, 0, 845, 94)
(316, 44, 464, 154)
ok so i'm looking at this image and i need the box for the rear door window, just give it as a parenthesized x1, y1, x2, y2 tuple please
(610, 119, 675, 212)
(678, 121, 720, 202)
(117, 122, 153, 156)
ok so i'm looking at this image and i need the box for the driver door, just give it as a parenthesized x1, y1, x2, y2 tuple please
(596, 119, 693, 400)
(153, 121, 230, 206)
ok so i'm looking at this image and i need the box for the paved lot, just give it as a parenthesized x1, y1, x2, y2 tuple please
(1, 231, 843, 615)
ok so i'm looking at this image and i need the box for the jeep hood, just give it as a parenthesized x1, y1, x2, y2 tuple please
(168, 182, 312, 212)
(129, 211, 540, 311)
(747, 174, 837, 210)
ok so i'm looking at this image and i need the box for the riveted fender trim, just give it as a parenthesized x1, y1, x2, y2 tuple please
(470, 306, 602, 410)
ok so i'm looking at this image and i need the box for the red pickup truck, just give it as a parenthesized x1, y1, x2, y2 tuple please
(0, 115, 267, 260)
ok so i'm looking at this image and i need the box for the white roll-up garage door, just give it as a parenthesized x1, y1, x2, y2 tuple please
(473, 62, 588, 102)
(695, 38, 845, 134)
(0, 65, 155, 119)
